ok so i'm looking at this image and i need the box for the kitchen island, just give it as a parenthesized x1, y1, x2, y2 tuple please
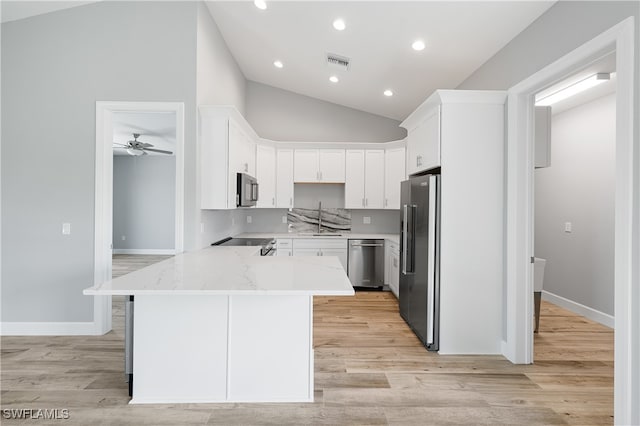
(83, 246, 354, 404)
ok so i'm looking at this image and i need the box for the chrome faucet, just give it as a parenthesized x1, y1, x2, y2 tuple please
(318, 201, 322, 233)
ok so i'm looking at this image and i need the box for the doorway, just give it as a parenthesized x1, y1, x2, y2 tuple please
(504, 17, 636, 423)
(93, 102, 185, 334)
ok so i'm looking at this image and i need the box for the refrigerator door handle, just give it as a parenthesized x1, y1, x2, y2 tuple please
(426, 175, 437, 345)
(402, 204, 415, 274)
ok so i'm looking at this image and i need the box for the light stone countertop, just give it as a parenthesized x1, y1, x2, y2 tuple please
(83, 246, 354, 296)
(238, 232, 400, 244)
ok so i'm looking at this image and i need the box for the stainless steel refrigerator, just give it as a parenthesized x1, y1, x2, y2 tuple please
(399, 173, 440, 351)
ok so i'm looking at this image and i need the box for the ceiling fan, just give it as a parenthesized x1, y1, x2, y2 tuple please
(113, 133, 173, 156)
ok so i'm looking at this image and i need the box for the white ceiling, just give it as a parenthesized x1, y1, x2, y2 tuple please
(112, 112, 176, 156)
(207, 1, 555, 120)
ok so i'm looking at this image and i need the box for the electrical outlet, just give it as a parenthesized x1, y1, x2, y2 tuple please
(62, 223, 71, 235)
(282, 216, 287, 224)
(564, 222, 572, 233)
(247, 215, 252, 224)
(363, 216, 371, 224)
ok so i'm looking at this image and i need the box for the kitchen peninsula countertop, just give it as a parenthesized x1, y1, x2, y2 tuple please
(83, 246, 354, 296)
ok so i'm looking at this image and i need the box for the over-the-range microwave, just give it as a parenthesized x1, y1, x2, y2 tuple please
(236, 173, 258, 207)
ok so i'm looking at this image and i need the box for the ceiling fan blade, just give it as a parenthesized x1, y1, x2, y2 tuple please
(139, 143, 153, 148)
(144, 147, 173, 155)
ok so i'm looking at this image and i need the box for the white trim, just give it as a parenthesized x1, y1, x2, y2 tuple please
(94, 101, 185, 336)
(541, 290, 614, 329)
(504, 17, 637, 425)
(112, 249, 176, 255)
(1, 322, 98, 336)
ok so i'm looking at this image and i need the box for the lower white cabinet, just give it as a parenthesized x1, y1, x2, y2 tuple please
(276, 239, 293, 256)
(292, 239, 348, 272)
(385, 241, 400, 298)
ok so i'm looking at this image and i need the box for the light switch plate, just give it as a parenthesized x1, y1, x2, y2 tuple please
(363, 216, 371, 224)
(564, 222, 572, 233)
(62, 223, 71, 235)
(247, 215, 252, 224)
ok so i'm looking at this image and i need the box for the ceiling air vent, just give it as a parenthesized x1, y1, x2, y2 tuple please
(327, 53, 350, 71)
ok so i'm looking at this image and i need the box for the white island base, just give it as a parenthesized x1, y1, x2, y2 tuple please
(132, 294, 314, 404)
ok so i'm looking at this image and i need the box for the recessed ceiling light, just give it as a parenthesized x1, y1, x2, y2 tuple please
(273, 60, 283, 69)
(412, 40, 426, 51)
(383, 89, 393, 97)
(254, 0, 267, 10)
(329, 76, 339, 83)
(333, 19, 346, 31)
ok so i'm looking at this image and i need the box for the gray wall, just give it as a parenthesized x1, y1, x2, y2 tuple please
(113, 156, 176, 251)
(535, 94, 615, 316)
(1, 1, 198, 322)
(195, 1, 249, 248)
(245, 81, 406, 142)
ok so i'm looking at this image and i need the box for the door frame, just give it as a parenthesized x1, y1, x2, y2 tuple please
(503, 17, 636, 423)
(93, 101, 185, 334)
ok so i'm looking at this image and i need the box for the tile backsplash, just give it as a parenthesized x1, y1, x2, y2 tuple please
(287, 208, 351, 233)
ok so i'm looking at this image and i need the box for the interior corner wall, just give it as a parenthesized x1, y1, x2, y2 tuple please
(535, 94, 616, 316)
(195, 2, 250, 248)
(1, 1, 198, 323)
(245, 81, 407, 142)
(113, 156, 176, 252)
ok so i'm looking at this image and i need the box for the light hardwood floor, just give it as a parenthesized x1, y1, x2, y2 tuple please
(1, 255, 613, 425)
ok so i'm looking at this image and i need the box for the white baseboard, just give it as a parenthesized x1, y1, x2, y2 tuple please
(112, 249, 175, 255)
(541, 290, 614, 329)
(0, 321, 104, 336)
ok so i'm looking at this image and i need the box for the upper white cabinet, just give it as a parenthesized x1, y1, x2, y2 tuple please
(256, 144, 276, 208)
(293, 149, 345, 183)
(200, 106, 258, 209)
(404, 106, 440, 175)
(384, 147, 406, 209)
(345, 150, 384, 209)
(276, 149, 294, 208)
(534, 106, 551, 168)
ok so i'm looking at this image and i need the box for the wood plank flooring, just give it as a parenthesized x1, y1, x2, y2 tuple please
(1, 255, 613, 425)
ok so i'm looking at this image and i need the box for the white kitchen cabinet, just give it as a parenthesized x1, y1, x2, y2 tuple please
(405, 106, 440, 175)
(256, 144, 276, 208)
(292, 239, 348, 271)
(345, 150, 384, 209)
(384, 147, 406, 209)
(535, 106, 551, 168)
(385, 240, 400, 299)
(200, 107, 259, 209)
(400, 90, 507, 354)
(293, 149, 345, 183)
(276, 149, 294, 208)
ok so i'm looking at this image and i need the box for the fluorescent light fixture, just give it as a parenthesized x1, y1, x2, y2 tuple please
(412, 40, 425, 51)
(273, 60, 283, 69)
(333, 19, 346, 31)
(254, 0, 267, 10)
(536, 73, 610, 106)
(329, 75, 339, 83)
(383, 89, 393, 97)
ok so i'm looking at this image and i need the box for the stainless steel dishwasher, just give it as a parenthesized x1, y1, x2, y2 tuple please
(347, 239, 385, 288)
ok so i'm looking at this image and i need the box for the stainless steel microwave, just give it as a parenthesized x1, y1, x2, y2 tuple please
(236, 173, 258, 207)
